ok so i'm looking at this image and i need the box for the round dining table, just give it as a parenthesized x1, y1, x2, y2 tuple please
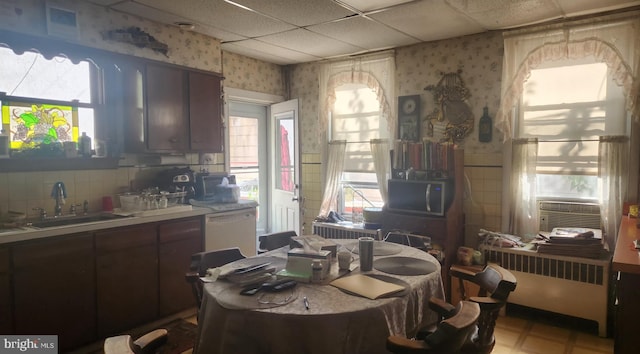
(194, 239, 445, 354)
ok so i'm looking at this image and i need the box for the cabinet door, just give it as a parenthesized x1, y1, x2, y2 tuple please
(96, 224, 158, 337)
(146, 64, 188, 152)
(12, 234, 96, 351)
(189, 72, 223, 152)
(120, 62, 147, 153)
(0, 247, 12, 334)
(158, 217, 203, 316)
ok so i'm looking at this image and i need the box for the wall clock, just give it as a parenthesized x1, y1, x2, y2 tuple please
(398, 95, 421, 142)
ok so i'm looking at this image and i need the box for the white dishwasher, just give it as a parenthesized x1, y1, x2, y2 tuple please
(205, 208, 257, 256)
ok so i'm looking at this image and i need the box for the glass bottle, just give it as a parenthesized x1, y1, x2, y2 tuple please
(79, 132, 92, 157)
(478, 106, 492, 143)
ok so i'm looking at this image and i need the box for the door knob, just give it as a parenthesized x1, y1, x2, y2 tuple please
(292, 197, 299, 201)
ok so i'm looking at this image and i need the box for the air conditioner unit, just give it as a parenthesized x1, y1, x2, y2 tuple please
(538, 200, 601, 232)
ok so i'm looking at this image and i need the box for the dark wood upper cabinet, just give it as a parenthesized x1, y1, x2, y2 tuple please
(145, 64, 189, 152)
(189, 72, 223, 152)
(121, 64, 224, 154)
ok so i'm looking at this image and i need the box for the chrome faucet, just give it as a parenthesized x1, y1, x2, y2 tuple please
(51, 182, 67, 217)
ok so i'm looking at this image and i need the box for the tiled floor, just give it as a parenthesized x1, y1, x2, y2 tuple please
(78, 308, 613, 354)
(493, 308, 613, 354)
(181, 311, 613, 354)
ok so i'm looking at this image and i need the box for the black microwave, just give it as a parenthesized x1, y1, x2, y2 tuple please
(387, 179, 453, 216)
(195, 173, 236, 201)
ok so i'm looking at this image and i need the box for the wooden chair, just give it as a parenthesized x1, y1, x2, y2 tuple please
(257, 230, 297, 253)
(104, 328, 168, 354)
(184, 247, 246, 309)
(387, 299, 480, 354)
(450, 263, 517, 354)
(384, 231, 431, 251)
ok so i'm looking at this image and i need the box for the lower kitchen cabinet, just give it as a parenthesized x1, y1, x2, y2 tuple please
(12, 234, 96, 352)
(96, 224, 158, 337)
(158, 217, 203, 316)
(4, 215, 205, 350)
(0, 247, 12, 334)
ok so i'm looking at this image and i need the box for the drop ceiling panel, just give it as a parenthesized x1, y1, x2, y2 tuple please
(259, 28, 365, 58)
(339, 0, 416, 12)
(232, 0, 357, 26)
(110, 1, 200, 30)
(370, 0, 485, 42)
(131, 0, 296, 37)
(223, 39, 320, 65)
(444, 0, 563, 28)
(309, 16, 419, 50)
(194, 24, 247, 43)
(82, 0, 640, 64)
(556, 0, 640, 16)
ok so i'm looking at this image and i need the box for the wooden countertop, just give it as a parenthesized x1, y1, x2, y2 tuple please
(612, 217, 640, 274)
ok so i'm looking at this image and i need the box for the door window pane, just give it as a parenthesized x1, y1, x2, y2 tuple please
(276, 112, 295, 192)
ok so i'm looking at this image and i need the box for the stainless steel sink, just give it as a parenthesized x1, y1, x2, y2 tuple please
(28, 213, 130, 229)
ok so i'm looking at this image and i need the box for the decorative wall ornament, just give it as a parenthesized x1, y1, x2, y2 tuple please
(103, 27, 169, 56)
(424, 70, 474, 142)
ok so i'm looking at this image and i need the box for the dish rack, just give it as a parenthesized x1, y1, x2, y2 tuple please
(119, 191, 187, 212)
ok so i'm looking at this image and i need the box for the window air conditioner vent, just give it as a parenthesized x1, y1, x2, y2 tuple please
(538, 201, 601, 232)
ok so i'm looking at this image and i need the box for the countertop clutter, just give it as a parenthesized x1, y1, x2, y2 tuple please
(0, 205, 211, 245)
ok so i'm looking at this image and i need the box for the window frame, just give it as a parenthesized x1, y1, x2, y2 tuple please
(329, 83, 388, 220)
(514, 57, 630, 203)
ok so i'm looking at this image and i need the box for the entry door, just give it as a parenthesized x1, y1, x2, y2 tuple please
(270, 99, 301, 235)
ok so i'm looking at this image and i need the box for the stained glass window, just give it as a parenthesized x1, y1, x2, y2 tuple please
(2, 102, 78, 149)
(0, 46, 96, 156)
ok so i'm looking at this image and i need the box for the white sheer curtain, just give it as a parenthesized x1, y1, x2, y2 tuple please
(598, 136, 628, 251)
(509, 138, 538, 237)
(318, 51, 396, 140)
(318, 140, 347, 218)
(495, 12, 640, 141)
(370, 139, 391, 204)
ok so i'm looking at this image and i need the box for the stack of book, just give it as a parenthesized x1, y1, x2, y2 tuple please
(536, 228, 607, 259)
(392, 140, 454, 172)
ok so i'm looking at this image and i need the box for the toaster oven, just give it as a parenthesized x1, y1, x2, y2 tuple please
(195, 173, 236, 201)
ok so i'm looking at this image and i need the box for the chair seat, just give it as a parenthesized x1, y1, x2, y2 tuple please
(185, 247, 246, 310)
(387, 300, 480, 354)
(104, 329, 168, 354)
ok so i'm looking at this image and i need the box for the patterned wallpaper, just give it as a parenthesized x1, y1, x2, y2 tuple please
(222, 51, 286, 97)
(0, 0, 505, 239)
(0, 0, 222, 72)
(290, 31, 506, 241)
(290, 31, 505, 155)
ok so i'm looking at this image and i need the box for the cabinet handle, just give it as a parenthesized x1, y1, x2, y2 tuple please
(425, 184, 431, 213)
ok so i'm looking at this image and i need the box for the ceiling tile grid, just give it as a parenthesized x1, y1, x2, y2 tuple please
(307, 16, 420, 50)
(84, 0, 640, 64)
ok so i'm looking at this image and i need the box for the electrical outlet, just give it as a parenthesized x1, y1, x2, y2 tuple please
(200, 153, 215, 164)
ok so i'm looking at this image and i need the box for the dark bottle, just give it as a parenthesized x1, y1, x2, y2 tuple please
(479, 106, 492, 143)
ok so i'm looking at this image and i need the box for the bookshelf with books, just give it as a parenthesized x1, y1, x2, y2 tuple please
(392, 140, 455, 179)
